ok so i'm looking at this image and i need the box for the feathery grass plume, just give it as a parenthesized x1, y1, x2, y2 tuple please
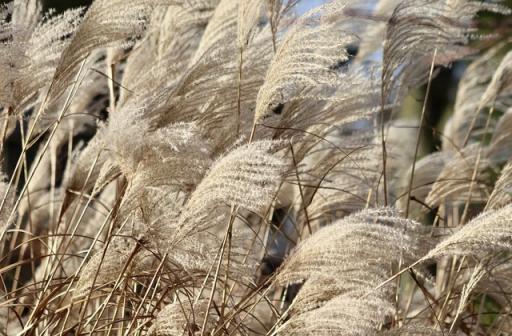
(277, 208, 424, 284)
(191, 27, 274, 150)
(144, 234, 261, 334)
(116, 13, 167, 108)
(489, 108, 512, 164)
(177, 14, 275, 150)
(72, 0, 237, 201)
(198, 31, 275, 148)
(276, 294, 394, 336)
(104, 137, 271, 276)
(378, 326, 442, 336)
(265, 0, 297, 49)
(118, 0, 272, 152)
(487, 160, 512, 210)
(478, 50, 512, 113)
(72, 188, 157, 288)
(451, 261, 487, 330)
(473, 258, 512, 310)
(444, 44, 508, 149)
(61, 130, 107, 197)
(356, 0, 401, 61)
(47, 0, 179, 103)
(104, 176, 202, 271)
(153, 0, 221, 60)
(397, 151, 448, 215)
(0, 1, 82, 116)
(238, 0, 264, 49)
(382, 0, 509, 101)
(148, 300, 216, 336)
(237, 0, 265, 135)
(463, 50, 512, 158)
(424, 203, 512, 259)
(175, 140, 288, 241)
(298, 129, 382, 228)
(465, 262, 512, 335)
(265, 65, 383, 140)
(192, 0, 238, 62)
(253, 1, 367, 132)
(107, 118, 212, 190)
(59, 128, 117, 228)
(98, 175, 266, 333)
(119, 1, 219, 108)
(265, 0, 281, 41)
(31, 50, 108, 133)
(0, 0, 42, 111)
(73, 238, 155, 298)
(275, 208, 426, 335)
(89, 129, 214, 273)
(425, 144, 491, 209)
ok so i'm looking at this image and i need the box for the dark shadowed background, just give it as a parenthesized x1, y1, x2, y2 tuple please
(0, 0, 91, 10)
(44, 0, 91, 11)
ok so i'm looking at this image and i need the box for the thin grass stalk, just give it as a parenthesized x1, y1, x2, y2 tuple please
(405, 48, 438, 219)
(459, 101, 496, 225)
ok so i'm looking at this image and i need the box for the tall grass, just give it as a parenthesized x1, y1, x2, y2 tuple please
(0, 0, 511, 335)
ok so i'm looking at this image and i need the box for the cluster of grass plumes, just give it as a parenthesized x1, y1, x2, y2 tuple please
(0, 0, 512, 334)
